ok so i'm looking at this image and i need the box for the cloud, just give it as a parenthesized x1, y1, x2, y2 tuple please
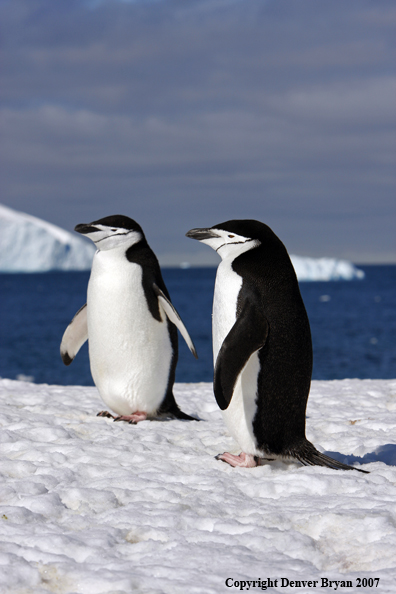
(0, 0, 395, 262)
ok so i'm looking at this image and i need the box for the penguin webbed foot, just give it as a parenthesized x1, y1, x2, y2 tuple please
(97, 408, 199, 423)
(215, 452, 260, 468)
(113, 412, 148, 424)
(96, 410, 148, 423)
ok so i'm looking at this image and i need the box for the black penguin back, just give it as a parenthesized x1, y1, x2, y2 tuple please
(126, 239, 197, 421)
(231, 224, 313, 455)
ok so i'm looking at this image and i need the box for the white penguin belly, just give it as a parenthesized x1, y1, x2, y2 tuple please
(87, 251, 172, 415)
(213, 258, 260, 455)
(221, 353, 262, 456)
(212, 258, 242, 361)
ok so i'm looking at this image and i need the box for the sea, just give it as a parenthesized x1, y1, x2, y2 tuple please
(1, 265, 395, 386)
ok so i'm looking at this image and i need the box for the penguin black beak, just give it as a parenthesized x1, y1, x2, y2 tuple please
(186, 228, 220, 241)
(75, 223, 99, 235)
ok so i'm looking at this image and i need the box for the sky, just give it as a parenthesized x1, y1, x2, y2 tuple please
(0, 0, 395, 265)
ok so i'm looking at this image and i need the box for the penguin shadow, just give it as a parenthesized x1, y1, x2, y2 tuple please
(323, 444, 396, 469)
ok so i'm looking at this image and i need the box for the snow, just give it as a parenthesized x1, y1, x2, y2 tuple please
(0, 204, 95, 272)
(0, 204, 365, 279)
(0, 378, 395, 593)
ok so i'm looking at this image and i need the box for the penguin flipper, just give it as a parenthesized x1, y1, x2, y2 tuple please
(153, 283, 198, 359)
(60, 303, 88, 365)
(214, 299, 269, 410)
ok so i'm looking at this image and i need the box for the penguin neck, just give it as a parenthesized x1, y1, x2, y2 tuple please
(125, 238, 149, 257)
(217, 239, 261, 262)
(94, 244, 128, 261)
(92, 238, 149, 262)
(126, 239, 159, 268)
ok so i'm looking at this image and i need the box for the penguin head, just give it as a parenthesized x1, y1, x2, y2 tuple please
(186, 220, 263, 260)
(75, 215, 145, 251)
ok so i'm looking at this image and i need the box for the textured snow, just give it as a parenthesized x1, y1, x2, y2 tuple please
(0, 204, 365, 279)
(0, 378, 395, 593)
(0, 204, 95, 272)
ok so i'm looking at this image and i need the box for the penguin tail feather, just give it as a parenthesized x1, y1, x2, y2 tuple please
(169, 407, 200, 422)
(157, 401, 200, 422)
(292, 441, 369, 474)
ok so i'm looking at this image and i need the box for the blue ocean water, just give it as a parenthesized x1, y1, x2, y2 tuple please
(0, 266, 395, 385)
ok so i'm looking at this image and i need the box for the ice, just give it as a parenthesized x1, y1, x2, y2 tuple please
(0, 204, 365, 279)
(0, 204, 95, 272)
(290, 255, 365, 281)
(0, 377, 395, 592)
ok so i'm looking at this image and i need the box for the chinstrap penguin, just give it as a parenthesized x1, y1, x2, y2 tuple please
(61, 215, 198, 423)
(186, 219, 367, 472)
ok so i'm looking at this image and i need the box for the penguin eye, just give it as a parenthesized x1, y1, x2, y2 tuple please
(228, 234, 235, 238)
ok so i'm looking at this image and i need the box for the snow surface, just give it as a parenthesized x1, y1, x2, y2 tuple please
(0, 204, 365, 279)
(0, 378, 395, 593)
(0, 205, 95, 272)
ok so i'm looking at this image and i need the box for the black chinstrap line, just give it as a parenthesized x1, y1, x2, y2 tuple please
(215, 239, 254, 252)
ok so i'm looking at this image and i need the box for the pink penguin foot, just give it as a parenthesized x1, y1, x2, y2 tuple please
(215, 452, 259, 468)
(113, 411, 148, 424)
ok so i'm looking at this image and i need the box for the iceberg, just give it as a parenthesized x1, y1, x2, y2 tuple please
(0, 204, 96, 272)
(290, 254, 365, 281)
(0, 204, 365, 279)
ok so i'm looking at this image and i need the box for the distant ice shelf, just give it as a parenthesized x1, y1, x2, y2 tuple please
(0, 204, 365, 279)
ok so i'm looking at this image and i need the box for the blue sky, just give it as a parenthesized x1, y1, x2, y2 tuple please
(1, 0, 395, 264)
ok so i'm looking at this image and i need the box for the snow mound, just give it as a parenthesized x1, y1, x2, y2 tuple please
(0, 204, 95, 272)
